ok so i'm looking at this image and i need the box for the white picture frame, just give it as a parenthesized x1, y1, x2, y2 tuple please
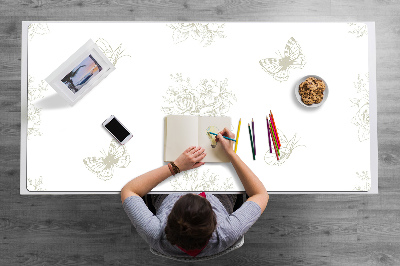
(45, 39, 115, 106)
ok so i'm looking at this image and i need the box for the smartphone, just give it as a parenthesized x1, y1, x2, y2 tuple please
(102, 115, 133, 145)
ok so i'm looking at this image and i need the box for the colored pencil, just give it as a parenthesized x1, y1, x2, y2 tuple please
(270, 122, 280, 160)
(248, 123, 255, 160)
(270, 111, 281, 149)
(270, 121, 280, 156)
(269, 114, 280, 149)
(269, 119, 280, 159)
(234, 118, 241, 153)
(266, 116, 272, 153)
(252, 118, 256, 156)
(207, 132, 236, 142)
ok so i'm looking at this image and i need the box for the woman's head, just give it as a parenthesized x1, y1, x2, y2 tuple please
(165, 193, 217, 250)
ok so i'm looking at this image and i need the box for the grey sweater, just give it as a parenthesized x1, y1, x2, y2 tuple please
(123, 192, 262, 258)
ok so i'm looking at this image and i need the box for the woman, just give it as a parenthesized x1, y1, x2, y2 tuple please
(121, 128, 269, 258)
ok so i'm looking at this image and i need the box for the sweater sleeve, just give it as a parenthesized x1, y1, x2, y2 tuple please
(217, 200, 262, 248)
(122, 195, 162, 245)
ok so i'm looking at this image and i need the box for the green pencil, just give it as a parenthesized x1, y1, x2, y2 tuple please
(269, 120, 280, 157)
(248, 123, 255, 160)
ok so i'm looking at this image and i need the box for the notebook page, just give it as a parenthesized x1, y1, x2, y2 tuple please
(198, 116, 231, 162)
(164, 115, 199, 162)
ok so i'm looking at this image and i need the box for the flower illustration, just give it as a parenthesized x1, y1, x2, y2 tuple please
(353, 103, 370, 141)
(95, 38, 131, 66)
(170, 168, 234, 191)
(161, 74, 236, 116)
(28, 176, 45, 191)
(348, 23, 368, 38)
(28, 76, 48, 102)
(264, 129, 305, 166)
(27, 76, 48, 139)
(176, 91, 197, 113)
(353, 171, 371, 191)
(168, 23, 226, 47)
(27, 105, 42, 137)
(350, 74, 370, 142)
(28, 23, 50, 41)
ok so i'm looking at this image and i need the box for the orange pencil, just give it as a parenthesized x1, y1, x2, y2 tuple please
(270, 111, 281, 149)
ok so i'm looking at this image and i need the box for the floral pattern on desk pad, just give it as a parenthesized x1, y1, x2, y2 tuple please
(353, 171, 371, 191)
(95, 38, 131, 66)
(162, 73, 236, 190)
(28, 23, 50, 40)
(168, 23, 226, 47)
(350, 73, 370, 142)
(161, 73, 236, 116)
(348, 23, 368, 38)
(25, 22, 372, 192)
(349, 73, 370, 191)
(27, 76, 48, 139)
(28, 176, 46, 191)
(170, 169, 233, 191)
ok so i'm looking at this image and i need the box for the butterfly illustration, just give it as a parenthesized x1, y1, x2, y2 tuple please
(259, 37, 306, 82)
(83, 140, 131, 181)
(264, 129, 305, 166)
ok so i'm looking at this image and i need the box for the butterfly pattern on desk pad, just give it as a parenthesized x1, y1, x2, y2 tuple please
(83, 139, 131, 181)
(259, 37, 306, 82)
(264, 129, 305, 166)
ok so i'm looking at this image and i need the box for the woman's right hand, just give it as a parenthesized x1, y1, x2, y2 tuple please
(215, 127, 235, 157)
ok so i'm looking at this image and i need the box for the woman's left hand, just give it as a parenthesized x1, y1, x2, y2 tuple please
(174, 146, 206, 172)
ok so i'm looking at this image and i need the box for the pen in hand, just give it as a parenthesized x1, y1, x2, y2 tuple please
(207, 132, 236, 142)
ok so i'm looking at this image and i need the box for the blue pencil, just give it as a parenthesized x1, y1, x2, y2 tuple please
(207, 132, 236, 142)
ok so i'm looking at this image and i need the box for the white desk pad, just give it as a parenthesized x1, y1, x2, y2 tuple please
(21, 22, 377, 194)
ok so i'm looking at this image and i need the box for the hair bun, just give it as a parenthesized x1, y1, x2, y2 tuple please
(165, 194, 217, 250)
(178, 220, 192, 234)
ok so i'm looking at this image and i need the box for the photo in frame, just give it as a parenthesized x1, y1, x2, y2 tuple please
(45, 39, 115, 106)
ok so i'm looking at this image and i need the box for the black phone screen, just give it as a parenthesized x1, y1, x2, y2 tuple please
(105, 118, 130, 142)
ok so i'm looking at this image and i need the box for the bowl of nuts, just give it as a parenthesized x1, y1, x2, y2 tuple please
(295, 75, 328, 108)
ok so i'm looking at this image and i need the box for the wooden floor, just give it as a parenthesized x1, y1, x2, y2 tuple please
(1, 1, 400, 265)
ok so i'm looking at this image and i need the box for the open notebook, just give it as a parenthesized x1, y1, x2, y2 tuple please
(164, 115, 232, 162)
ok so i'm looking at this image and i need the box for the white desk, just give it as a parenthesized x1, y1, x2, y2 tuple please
(20, 22, 377, 194)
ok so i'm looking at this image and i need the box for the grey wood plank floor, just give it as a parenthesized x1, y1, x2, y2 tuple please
(1, 1, 399, 265)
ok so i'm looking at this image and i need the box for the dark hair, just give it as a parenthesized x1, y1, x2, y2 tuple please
(165, 194, 217, 250)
